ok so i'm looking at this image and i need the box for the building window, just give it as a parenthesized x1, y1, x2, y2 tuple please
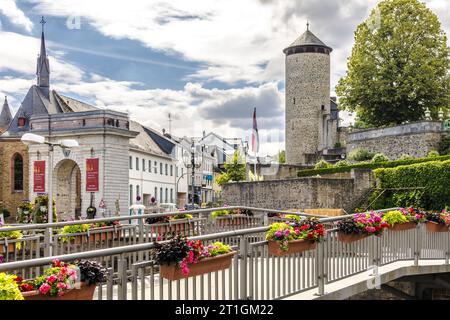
(17, 117, 26, 127)
(12, 153, 23, 192)
(170, 189, 173, 203)
(165, 188, 168, 203)
(293, 98, 296, 105)
(136, 157, 139, 170)
(160, 188, 163, 202)
(148, 160, 151, 173)
(142, 159, 146, 171)
(129, 184, 133, 205)
(154, 161, 158, 174)
(136, 185, 140, 199)
(170, 165, 173, 176)
(165, 164, 168, 175)
(129, 156, 132, 169)
(160, 163, 163, 175)
(154, 187, 158, 201)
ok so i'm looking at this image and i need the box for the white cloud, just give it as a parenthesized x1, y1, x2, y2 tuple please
(0, 0, 33, 32)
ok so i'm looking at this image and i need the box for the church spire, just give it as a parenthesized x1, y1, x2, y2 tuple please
(0, 96, 13, 131)
(36, 16, 50, 97)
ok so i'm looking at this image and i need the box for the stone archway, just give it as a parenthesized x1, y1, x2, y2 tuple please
(54, 159, 81, 221)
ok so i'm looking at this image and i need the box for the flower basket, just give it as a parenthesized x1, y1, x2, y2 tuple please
(150, 220, 195, 236)
(22, 282, 96, 300)
(159, 252, 235, 281)
(215, 214, 248, 227)
(268, 239, 316, 256)
(72, 226, 122, 245)
(337, 232, 369, 244)
(426, 221, 449, 233)
(389, 221, 417, 232)
(0, 241, 16, 254)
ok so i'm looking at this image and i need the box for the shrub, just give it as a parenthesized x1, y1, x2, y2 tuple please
(314, 159, 332, 169)
(0, 273, 24, 300)
(399, 154, 414, 161)
(427, 150, 440, 157)
(439, 136, 450, 155)
(335, 160, 350, 167)
(337, 212, 388, 235)
(348, 148, 375, 162)
(374, 160, 450, 211)
(75, 260, 108, 286)
(372, 153, 389, 163)
(334, 142, 342, 148)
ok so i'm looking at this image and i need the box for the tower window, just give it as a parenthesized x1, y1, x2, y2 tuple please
(293, 98, 296, 105)
(18, 117, 26, 127)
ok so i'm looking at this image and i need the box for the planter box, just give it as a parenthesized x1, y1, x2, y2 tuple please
(159, 252, 235, 281)
(150, 220, 195, 236)
(337, 232, 369, 244)
(72, 226, 122, 245)
(215, 215, 248, 227)
(426, 222, 449, 233)
(0, 241, 16, 254)
(268, 239, 317, 256)
(389, 221, 417, 231)
(22, 282, 96, 300)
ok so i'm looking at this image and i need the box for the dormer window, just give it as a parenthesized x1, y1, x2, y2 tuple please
(18, 117, 26, 127)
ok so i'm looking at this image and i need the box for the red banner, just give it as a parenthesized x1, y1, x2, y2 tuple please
(33, 160, 46, 193)
(86, 158, 99, 192)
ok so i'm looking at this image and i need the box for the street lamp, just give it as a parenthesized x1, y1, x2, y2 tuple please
(182, 140, 203, 210)
(21, 133, 79, 255)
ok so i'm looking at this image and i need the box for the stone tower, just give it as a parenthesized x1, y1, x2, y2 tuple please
(284, 24, 333, 165)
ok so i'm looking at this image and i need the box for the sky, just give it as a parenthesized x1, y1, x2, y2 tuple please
(0, 0, 449, 156)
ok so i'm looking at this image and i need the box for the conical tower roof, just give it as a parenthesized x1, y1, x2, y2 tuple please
(283, 24, 332, 54)
(0, 96, 13, 129)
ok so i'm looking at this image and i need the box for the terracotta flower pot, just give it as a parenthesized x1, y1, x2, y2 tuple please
(72, 226, 121, 245)
(426, 221, 449, 233)
(0, 241, 16, 254)
(215, 215, 248, 227)
(268, 239, 317, 256)
(22, 282, 96, 300)
(159, 252, 236, 281)
(337, 232, 369, 244)
(150, 220, 194, 236)
(389, 221, 417, 231)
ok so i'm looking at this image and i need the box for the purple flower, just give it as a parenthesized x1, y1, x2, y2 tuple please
(275, 230, 283, 237)
(284, 229, 290, 236)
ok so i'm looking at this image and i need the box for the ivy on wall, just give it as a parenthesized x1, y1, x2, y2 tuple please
(372, 160, 450, 210)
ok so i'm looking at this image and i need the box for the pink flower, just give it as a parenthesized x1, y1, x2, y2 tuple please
(365, 227, 376, 233)
(39, 283, 51, 295)
(47, 275, 57, 284)
(57, 282, 67, 290)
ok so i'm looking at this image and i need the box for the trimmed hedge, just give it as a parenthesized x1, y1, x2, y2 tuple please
(372, 160, 450, 211)
(297, 155, 450, 177)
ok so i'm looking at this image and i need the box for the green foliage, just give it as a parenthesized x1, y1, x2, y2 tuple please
(266, 223, 293, 241)
(59, 224, 91, 242)
(314, 159, 332, 169)
(215, 173, 230, 186)
(381, 210, 408, 227)
(211, 209, 231, 219)
(334, 142, 343, 148)
(284, 214, 301, 222)
(297, 154, 450, 177)
(0, 273, 24, 300)
(336, 0, 450, 127)
(171, 213, 193, 220)
(372, 153, 389, 163)
(399, 154, 414, 161)
(438, 136, 450, 155)
(335, 160, 350, 167)
(207, 242, 231, 257)
(373, 160, 450, 210)
(427, 150, 440, 157)
(348, 148, 375, 162)
(0, 227, 23, 250)
(34, 195, 57, 223)
(277, 150, 286, 164)
(223, 151, 246, 183)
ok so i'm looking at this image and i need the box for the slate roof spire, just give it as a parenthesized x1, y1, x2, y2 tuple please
(0, 96, 13, 130)
(283, 24, 333, 55)
(36, 16, 50, 97)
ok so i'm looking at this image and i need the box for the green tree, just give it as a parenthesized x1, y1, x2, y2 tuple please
(216, 151, 246, 185)
(277, 150, 286, 164)
(336, 0, 450, 127)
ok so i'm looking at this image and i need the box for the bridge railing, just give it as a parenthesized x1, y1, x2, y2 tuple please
(0, 208, 449, 300)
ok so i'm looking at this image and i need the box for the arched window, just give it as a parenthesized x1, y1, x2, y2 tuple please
(12, 153, 23, 192)
(129, 184, 133, 205)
